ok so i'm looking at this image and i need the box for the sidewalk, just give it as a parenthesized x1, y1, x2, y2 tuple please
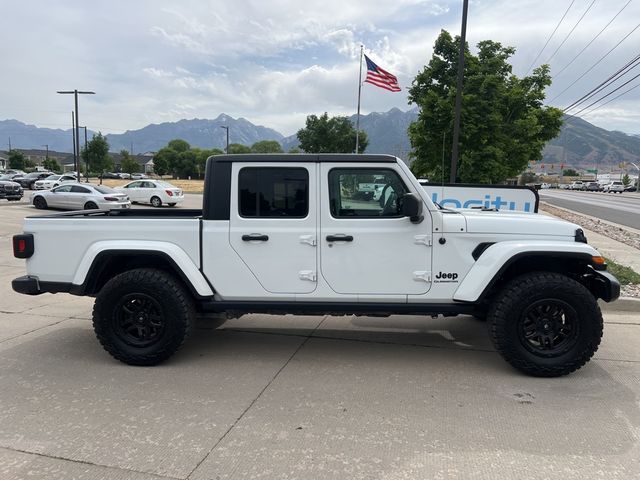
(540, 203, 640, 310)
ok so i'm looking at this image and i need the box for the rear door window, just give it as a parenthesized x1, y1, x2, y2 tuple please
(238, 168, 308, 218)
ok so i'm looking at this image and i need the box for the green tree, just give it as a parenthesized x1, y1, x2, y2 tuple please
(251, 140, 283, 153)
(167, 139, 190, 153)
(43, 157, 61, 173)
(82, 132, 112, 173)
(288, 147, 301, 153)
(408, 30, 563, 183)
(228, 143, 252, 154)
(519, 171, 539, 185)
(8, 150, 25, 170)
(562, 168, 578, 176)
(296, 113, 368, 153)
(152, 149, 173, 176)
(622, 173, 631, 186)
(120, 150, 140, 175)
(193, 148, 224, 178)
(24, 159, 36, 170)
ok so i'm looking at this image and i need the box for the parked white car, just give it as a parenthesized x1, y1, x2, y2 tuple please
(569, 181, 584, 190)
(33, 174, 77, 190)
(31, 184, 131, 210)
(115, 180, 184, 207)
(603, 181, 624, 193)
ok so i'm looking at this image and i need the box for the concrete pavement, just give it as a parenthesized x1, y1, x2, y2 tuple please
(0, 202, 639, 479)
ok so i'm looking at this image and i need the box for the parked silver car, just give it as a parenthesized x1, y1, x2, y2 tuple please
(31, 184, 131, 210)
(33, 174, 77, 190)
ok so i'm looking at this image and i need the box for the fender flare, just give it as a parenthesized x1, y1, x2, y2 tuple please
(453, 241, 601, 303)
(72, 240, 214, 297)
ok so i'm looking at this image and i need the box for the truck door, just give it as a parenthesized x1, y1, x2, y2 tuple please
(229, 163, 317, 294)
(319, 164, 432, 295)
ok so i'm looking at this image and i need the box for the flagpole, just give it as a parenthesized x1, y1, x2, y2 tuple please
(355, 45, 363, 154)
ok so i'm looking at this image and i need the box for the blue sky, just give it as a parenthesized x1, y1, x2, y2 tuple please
(1, 0, 639, 136)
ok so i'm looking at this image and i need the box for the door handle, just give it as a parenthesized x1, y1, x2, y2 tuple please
(242, 234, 269, 242)
(326, 234, 353, 242)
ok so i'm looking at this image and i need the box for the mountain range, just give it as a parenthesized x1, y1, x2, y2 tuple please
(1, 110, 639, 171)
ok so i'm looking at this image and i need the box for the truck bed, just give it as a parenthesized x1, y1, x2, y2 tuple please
(28, 209, 203, 219)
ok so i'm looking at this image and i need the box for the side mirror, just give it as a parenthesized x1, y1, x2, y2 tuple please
(401, 193, 424, 224)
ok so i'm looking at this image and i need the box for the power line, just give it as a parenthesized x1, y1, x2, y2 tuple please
(554, 0, 632, 78)
(564, 54, 640, 111)
(571, 69, 640, 115)
(581, 81, 640, 116)
(545, 0, 597, 64)
(549, 21, 640, 102)
(525, 0, 575, 75)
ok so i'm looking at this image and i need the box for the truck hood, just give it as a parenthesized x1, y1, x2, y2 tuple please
(458, 209, 581, 236)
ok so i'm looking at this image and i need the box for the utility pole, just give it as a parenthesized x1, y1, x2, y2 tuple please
(8, 137, 11, 152)
(220, 126, 229, 154)
(450, 0, 469, 183)
(57, 89, 95, 181)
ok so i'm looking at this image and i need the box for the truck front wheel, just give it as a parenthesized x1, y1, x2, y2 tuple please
(488, 272, 603, 377)
(92, 268, 195, 366)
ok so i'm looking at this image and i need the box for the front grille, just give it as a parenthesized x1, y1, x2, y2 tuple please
(2, 185, 20, 192)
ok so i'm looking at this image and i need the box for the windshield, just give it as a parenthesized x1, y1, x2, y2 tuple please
(45, 175, 61, 180)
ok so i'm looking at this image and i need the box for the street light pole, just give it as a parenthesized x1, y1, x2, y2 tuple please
(72, 112, 77, 174)
(220, 126, 229, 154)
(79, 126, 89, 181)
(57, 89, 95, 181)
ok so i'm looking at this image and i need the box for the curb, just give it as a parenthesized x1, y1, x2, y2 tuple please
(600, 297, 640, 313)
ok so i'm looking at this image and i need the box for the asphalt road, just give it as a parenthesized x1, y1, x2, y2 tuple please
(0, 201, 639, 479)
(539, 189, 640, 230)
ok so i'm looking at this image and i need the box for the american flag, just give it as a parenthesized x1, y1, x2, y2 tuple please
(364, 55, 401, 92)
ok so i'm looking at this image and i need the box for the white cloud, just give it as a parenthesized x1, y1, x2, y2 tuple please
(0, 0, 639, 138)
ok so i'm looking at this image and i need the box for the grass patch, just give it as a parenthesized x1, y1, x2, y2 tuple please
(605, 258, 640, 285)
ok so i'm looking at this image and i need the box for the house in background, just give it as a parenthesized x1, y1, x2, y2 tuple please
(111, 152, 155, 174)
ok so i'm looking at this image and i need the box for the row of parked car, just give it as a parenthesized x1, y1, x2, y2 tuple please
(0, 170, 185, 209)
(567, 180, 634, 193)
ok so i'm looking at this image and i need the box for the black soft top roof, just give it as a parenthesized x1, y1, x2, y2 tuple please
(207, 153, 397, 164)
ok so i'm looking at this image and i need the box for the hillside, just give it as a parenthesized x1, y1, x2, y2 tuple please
(2, 111, 639, 172)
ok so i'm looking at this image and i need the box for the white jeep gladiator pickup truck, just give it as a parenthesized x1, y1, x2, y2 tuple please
(12, 154, 619, 376)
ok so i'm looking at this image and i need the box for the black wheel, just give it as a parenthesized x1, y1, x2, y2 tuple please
(84, 201, 98, 209)
(92, 268, 195, 365)
(33, 196, 48, 209)
(168, 203, 177, 207)
(488, 272, 602, 377)
(150, 196, 162, 207)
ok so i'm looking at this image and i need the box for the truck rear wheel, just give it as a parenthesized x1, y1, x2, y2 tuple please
(92, 268, 195, 366)
(488, 272, 603, 377)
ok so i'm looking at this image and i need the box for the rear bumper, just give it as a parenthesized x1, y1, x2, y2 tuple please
(12, 275, 77, 296)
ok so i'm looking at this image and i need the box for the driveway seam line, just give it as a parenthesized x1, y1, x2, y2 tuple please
(185, 315, 328, 479)
(0, 318, 71, 344)
(0, 445, 182, 479)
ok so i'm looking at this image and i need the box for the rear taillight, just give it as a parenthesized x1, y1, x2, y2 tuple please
(13, 234, 34, 259)
(165, 190, 174, 196)
(103, 196, 119, 201)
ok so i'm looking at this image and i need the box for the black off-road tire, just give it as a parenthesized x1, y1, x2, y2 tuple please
(92, 268, 195, 366)
(488, 272, 603, 377)
(33, 196, 47, 209)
